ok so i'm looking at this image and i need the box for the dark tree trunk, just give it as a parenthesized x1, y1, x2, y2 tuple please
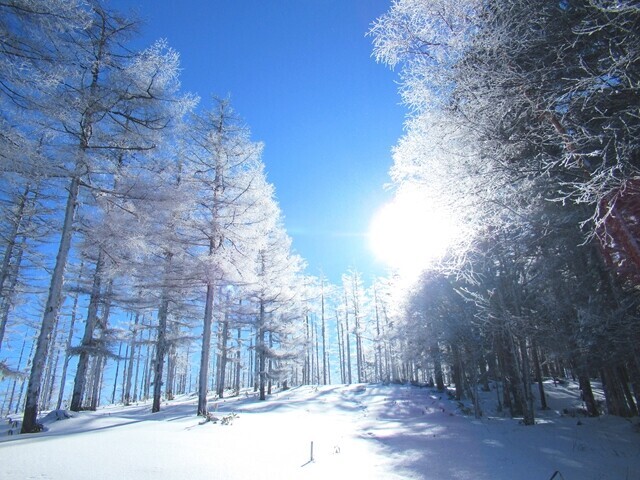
(198, 281, 215, 415)
(216, 310, 230, 398)
(123, 312, 140, 405)
(578, 373, 599, 417)
(531, 340, 548, 410)
(152, 267, 172, 413)
(70, 253, 104, 411)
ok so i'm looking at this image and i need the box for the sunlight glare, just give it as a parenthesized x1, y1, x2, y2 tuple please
(369, 187, 459, 276)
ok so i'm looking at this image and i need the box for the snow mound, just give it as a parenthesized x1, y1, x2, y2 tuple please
(41, 410, 73, 424)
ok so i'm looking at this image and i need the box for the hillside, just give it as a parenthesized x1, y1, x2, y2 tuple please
(1, 382, 638, 479)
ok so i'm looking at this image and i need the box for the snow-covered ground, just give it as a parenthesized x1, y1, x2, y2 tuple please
(1, 381, 638, 479)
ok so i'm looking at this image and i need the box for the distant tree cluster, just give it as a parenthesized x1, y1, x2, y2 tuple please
(369, 0, 640, 423)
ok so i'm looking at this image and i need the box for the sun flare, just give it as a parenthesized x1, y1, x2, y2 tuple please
(369, 187, 460, 276)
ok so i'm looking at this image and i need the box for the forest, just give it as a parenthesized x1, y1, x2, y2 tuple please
(0, 0, 639, 441)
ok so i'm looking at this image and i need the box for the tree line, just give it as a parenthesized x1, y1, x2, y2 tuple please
(0, 0, 319, 433)
(369, 0, 640, 424)
(0, 0, 410, 435)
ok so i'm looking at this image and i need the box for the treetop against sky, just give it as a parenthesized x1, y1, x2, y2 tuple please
(109, 0, 405, 282)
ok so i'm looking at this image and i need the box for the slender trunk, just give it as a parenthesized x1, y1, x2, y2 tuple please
(321, 285, 327, 385)
(111, 341, 123, 404)
(40, 311, 61, 410)
(267, 331, 273, 395)
(120, 343, 129, 402)
(216, 307, 230, 398)
(22, 175, 80, 433)
(152, 266, 172, 413)
(142, 326, 154, 400)
(70, 253, 104, 411)
(89, 356, 106, 410)
(432, 341, 445, 391)
(56, 265, 82, 410)
(234, 327, 242, 392)
(258, 300, 266, 400)
(314, 322, 320, 385)
(251, 337, 258, 392)
(354, 314, 363, 383)
(45, 332, 62, 409)
(7, 336, 28, 414)
(303, 314, 310, 384)
(617, 366, 638, 416)
(344, 308, 352, 385)
(132, 330, 142, 403)
(198, 281, 215, 415)
(518, 338, 535, 426)
(123, 312, 140, 405)
(374, 286, 383, 383)
(165, 334, 177, 401)
(531, 340, 548, 410)
(309, 316, 315, 384)
(335, 311, 344, 384)
(451, 344, 463, 401)
(15, 335, 36, 414)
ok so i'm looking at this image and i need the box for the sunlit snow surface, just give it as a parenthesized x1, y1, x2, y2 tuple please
(1, 382, 639, 479)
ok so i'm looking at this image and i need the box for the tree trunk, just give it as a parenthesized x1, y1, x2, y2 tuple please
(234, 327, 242, 393)
(197, 281, 215, 415)
(70, 252, 104, 411)
(267, 331, 273, 395)
(22, 175, 79, 434)
(7, 336, 28, 414)
(518, 337, 535, 426)
(111, 341, 124, 404)
(216, 307, 230, 398)
(617, 365, 638, 416)
(336, 311, 344, 384)
(56, 265, 82, 410)
(344, 309, 352, 385)
(451, 344, 463, 401)
(578, 372, 599, 417)
(531, 340, 548, 410)
(321, 287, 327, 385)
(152, 270, 171, 413)
(258, 301, 266, 400)
(123, 312, 140, 405)
(431, 341, 445, 391)
(314, 322, 321, 385)
(374, 286, 383, 383)
(166, 341, 177, 401)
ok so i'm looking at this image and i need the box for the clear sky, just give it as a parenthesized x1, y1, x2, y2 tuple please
(110, 0, 405, 283)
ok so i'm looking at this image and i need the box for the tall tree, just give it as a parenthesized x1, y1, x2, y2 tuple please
(20, 2, 189, 432)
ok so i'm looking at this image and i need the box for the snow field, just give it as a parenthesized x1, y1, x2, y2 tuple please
(1, 382, 638, 479)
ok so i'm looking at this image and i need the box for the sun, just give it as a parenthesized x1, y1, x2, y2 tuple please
(369, 187, 459, 276)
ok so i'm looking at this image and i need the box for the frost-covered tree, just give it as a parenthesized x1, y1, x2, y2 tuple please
(249, 222, 304, 401)
(181, 98, 276, 415)
(370, 0, 640, 420)
(20, 2, 191, 432)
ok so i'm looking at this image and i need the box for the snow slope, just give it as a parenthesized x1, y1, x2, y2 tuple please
(1, 382, 638, 479)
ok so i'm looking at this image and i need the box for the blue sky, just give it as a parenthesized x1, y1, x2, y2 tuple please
(111, 0, 404, 283)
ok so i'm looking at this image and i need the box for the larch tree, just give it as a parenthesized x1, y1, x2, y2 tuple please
(181, 98, 275, 415)
(19, 1, 190, 432)
(250, 221, 304, 401)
